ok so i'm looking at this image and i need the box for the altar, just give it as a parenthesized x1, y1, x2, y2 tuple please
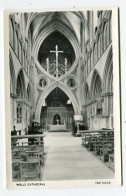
(49, 124, 67, 132)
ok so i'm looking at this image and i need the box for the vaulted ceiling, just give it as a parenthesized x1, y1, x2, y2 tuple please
(26, 11, 88, 44)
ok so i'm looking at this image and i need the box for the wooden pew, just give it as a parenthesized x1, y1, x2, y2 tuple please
(109, 154, 114, 169)
(79, 129, 114, 167)
(99, 142, 114, 162)
(20, 160, 40, 181)
(93, 137, 114, 156)
(11, 134, 45, 181)
(31, 141, 44, 165)
(11, 134, 45, 145)
(12, 148, 42, 181)
(20, 149, 41, 181)
(12, 161, 21, 180)
(81, 133, 99, 148)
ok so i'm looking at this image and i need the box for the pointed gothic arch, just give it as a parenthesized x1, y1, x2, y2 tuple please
(35, 82, 79, 122)
(103, 21, 108, 51)
(25, 12, 87, 39)
(9, 17, 15, 48)
(16, 69, 26, 98)
(27, 82, 31, 102)
(84, 82, 90, 104)
(9, 52, 16, 94)
(18, 41, 22, 63)
(90, 69, 102, 99)
(103, 46, 113, 93)
(15, 30, 19, 56)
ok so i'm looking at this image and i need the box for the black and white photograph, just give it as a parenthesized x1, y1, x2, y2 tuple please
(4, 8, 121, 189)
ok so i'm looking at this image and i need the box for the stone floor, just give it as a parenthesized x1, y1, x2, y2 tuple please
(42, 131, 114, 181)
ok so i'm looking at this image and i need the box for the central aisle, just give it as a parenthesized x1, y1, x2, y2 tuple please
(42, 132, 114, 181)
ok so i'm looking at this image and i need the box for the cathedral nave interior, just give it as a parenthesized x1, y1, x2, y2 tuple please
(9, 10, 114, 181)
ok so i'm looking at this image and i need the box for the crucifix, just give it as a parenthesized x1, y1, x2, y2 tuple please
(50, 45, 63, 77)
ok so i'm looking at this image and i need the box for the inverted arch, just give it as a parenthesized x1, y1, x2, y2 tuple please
(35, 82, 79, 122)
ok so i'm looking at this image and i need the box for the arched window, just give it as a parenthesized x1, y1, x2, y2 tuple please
(26, 55, 28, 73)
(9, 19, 14, 48)
(103, 46, 113, 94)
(109, 13, 112, 43)
(91, 50, 93, 69)
(29, 65, 31, 79)
(19, 41, 22, 63)
(9, 53, 16, 94)
(27, 84, 31, 102)
(91, 70, 102, 100)
(91, 71, 102, 115)
(17, 104, 22, 123)
(26, 111, 27, 125)
(103, 22, 108, 51)
(89, 54, 91, 72)
(93, 46, 95, 64)
(28, 31, 32, 57)
(89, 52, 92, 70)
(27, 63, 29, 76)
(23, 50, 25, 67)
(97, 34, 101, 59)
(94, 74, 102, 98)
(24, 53, 27, 71)
(94, 43, 97, 64)
(86, 62, 88, 77)
(15, 31, 18, 56)
(83, 66, 86, 79)
(100, 35, 103, 55)
(16, 75, 23, 98)
(85, 83, 89, 104)
(16, 70, 25, 98)
(109, 71, 113, 93)
(106, 65, 113, 94)
(29, 64, 31, 77)
(103, 47, 113, 116)
(87, 56, 90, 74)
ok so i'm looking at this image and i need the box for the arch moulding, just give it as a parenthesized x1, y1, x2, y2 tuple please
(90, 69, 102, 99)
(32, 20, 81, 60)
(35, 82, 79, 123)
(102, 46, 113, 94)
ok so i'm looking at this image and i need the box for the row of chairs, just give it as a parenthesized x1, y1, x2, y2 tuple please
(11, 141, 44, 181)
(81, 132, 114, 170)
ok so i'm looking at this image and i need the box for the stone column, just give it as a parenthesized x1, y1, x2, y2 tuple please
(77, 58, 83, 114)
(80, 22, 86, 60)
(31, 57, 36, 121)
